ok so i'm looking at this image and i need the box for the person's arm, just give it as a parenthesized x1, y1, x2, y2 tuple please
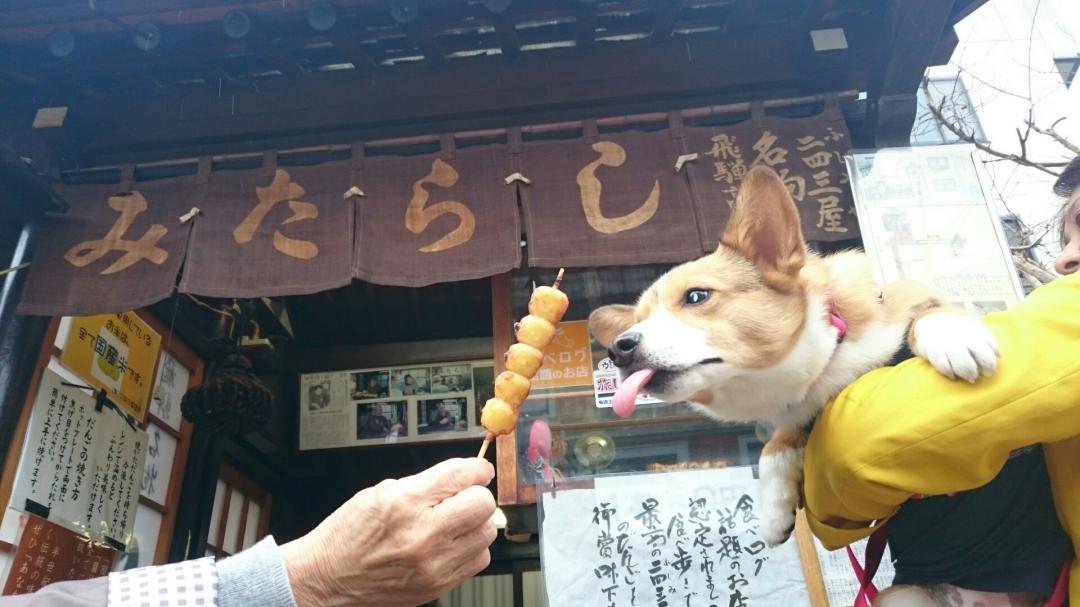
(803, 272, 1080, 549)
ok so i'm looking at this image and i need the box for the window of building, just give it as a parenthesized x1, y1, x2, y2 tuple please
(204, 463, 271, 558)
(911, 76, 987, 145)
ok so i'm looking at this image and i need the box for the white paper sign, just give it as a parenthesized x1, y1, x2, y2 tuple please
(593, 358, 663, 410)
(10, 369, 147, 547)
(139, 422, 177, 506)
(150, 351, 189, 431)
(540, 468, 811, 607)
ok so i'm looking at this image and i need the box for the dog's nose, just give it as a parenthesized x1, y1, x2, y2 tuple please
(610, 332, 642, 367)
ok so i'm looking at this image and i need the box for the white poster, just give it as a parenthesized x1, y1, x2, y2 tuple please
(846, 145, 1025, 313)
(540, 467, 811, 607)
(9, 369, 147, 548)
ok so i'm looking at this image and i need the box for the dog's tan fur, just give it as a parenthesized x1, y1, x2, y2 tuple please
(589, 165, 1001, 604)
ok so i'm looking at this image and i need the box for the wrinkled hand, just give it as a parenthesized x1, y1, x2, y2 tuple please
(281, 458, 497, 607)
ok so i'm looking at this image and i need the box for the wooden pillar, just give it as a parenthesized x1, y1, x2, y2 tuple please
(0, 222, 48, 470)
(168, 408, 222, 561)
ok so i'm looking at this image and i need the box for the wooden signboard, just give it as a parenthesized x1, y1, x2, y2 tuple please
(2, 514, 117, 596)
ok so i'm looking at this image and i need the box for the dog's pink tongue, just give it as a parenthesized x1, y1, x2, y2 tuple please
(613, 368, 655, 417)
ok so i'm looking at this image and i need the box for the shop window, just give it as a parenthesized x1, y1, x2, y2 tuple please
(204, 463, 270, 558)
(495, 266, 760, 505)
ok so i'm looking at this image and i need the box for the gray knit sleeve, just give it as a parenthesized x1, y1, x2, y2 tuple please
(216, 537, 298, 607)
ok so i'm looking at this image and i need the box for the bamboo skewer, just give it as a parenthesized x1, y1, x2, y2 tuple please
(476, 268, 567, 460)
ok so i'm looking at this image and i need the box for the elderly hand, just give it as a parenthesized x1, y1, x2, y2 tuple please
(281, 458, 497, 607)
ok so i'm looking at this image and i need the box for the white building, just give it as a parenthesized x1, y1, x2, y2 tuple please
(913, 0, 1079, 271)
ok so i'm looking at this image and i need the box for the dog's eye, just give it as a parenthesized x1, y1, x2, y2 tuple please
(684, 289, 710, 305)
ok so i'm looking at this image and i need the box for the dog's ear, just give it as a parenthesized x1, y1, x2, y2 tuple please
(589, 305, 636, 348)
(720, 165, 806, 292)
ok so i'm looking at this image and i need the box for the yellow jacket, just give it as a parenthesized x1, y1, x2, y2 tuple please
(803, 271, 1080, 600)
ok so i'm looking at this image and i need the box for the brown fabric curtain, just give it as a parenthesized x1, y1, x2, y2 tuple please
(352, 143, 521, 287)
(179, 159, 355, 297)
(17, 175, 198, 316)
(682, 104, 859, 249)
(519, 127, 705, 268)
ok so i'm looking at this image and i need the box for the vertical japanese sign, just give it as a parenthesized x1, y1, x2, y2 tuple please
(532, 320, 594, 390)
(9, 369, 147, 549)
(1, 514, 117, 596)
(60, 312, 161, 422)
(682, 106, 858, 247)
(540, 468, 812, 606)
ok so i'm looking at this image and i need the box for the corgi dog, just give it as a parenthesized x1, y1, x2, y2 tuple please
(588, 165, 999, 547)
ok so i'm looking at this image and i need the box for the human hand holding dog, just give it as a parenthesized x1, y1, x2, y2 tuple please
(281, 458, 497, 607)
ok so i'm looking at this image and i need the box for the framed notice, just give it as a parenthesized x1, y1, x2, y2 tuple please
(299, 359, 493, 451)
(846, 145, 1025, 313)
(60, 312, 162, 422)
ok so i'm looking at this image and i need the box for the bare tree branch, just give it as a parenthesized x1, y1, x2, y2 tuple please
(1013, 253, 1058, 285)
(921, 78, 1062, 177)
(1027, 119, 1080, 155)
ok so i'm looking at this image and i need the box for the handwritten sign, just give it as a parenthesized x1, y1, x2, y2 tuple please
(139, 422, 177, 506)
(2, 514, 117, 595)
(533, 320, 594, 390)
(540, 468, 811, 607)
(60, 312, 161, 422)
(10, 369, 147, 548)
(149, 351, 188, 431)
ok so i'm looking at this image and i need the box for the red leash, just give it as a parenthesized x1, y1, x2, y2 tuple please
(847, 525, 1070, 607)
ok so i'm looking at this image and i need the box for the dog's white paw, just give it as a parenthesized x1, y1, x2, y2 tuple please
(912, 313, 1000, 383)
(758, 450, 802, 547)
(759, 490, 798, 547)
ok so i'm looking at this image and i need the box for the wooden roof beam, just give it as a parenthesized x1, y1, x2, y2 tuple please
(651, 0, 685, 43)
(493, 14, 521, 59)
(400, 21, 446, 66)
(865, 0, 956, 147)
(575, 2, 597, 50)
(326, 33, 378, 73)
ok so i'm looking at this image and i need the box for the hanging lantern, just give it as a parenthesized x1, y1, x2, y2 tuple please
(308, 1, 338, 32)
(388, 0, 419, 25)
(223, 10, 252, 40)
(180, 354, 273, 436)
(131, 21, 162, 51)
(47, 29, 75, 58)
(483, 0, 512, 14)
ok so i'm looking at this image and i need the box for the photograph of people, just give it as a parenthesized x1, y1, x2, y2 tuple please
(356, 402, 406, 440)
(351, 371, 389, 400)
(307, 382, 331, 412)
(418, 398, 468, 434)
(390, 368, 429, 397)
